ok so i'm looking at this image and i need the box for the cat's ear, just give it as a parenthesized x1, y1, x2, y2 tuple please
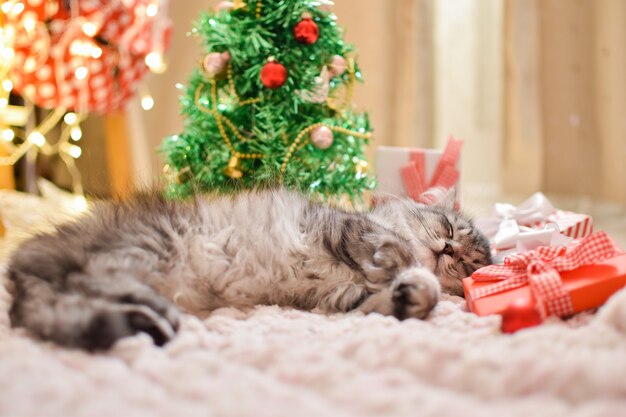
(434, 187, 457, 211)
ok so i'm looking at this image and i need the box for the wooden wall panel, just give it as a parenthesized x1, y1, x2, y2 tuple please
(502, 0, 544, 194)
(539, 0, 600, 197)
(504, 0, 625, 203)
(593, 0, 626, 203)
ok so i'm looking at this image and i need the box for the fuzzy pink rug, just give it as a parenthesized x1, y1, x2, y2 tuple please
(2, 186, 626, 416)
(2, 261, 626, 417)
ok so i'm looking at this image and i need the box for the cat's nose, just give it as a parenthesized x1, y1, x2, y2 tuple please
(442, 242, 454, 257)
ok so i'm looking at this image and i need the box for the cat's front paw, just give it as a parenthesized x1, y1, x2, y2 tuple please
(392, 267, 441, 320)
(361, 239, 415, 289)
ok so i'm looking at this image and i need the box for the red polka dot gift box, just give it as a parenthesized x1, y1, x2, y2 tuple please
(8, 0, 171, 114)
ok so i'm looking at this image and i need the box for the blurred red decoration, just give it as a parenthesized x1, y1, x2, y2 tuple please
(501, 298, 544, 334)
(7, 0, 172, 114)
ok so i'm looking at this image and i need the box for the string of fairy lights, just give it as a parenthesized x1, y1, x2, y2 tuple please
(0, 0, 169, 194)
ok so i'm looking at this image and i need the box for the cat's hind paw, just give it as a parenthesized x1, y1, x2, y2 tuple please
(392, 267, 441, 320)
(83, 300, 180, 350)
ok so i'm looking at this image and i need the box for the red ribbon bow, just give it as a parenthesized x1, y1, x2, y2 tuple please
(400, 137, 463, 204)
(469, 231, 623, 318)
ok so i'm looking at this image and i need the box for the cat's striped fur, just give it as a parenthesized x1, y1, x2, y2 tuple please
(7, 188, 491, 350)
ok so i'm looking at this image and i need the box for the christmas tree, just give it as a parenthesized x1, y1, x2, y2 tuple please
(160, 0, 373, 200)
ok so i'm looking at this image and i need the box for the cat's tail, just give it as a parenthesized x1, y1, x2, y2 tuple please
(7, 270, 179, 350)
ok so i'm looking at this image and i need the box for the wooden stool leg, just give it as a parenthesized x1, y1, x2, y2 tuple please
(104, 111, 134, 200)
(0, 149, 14, 189)
(0, 145, 15, 236)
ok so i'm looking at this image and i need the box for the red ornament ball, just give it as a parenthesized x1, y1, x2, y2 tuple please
(294, 13, 319, 45)
(501, 298, 543, 334)
(260, 60, 288, 89)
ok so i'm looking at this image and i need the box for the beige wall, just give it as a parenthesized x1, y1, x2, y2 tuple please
(131, 1, 210, 179)
(433, 0, 503, 195)
(503, 0, 626, 204)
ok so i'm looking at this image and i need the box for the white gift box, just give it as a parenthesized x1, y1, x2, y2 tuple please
(375, 138, 463, 203)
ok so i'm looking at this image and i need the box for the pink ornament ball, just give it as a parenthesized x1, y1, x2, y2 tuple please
(329, 55, 347, 77)
(215, 1, 234, 12)
(203, 51, 231, 76)
(311, 126, 334, 150)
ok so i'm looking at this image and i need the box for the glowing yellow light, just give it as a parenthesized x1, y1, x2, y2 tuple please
(141, 95, 154, 111)
(82, 21, 98, 37)
(0, 44, 15, 62)
(24, 56, 36, 72)
(145, 51, 166, 74)
(69, 40, 82, 56)
(145, 52, 160, 68)
(64, 112, 77, 125)
(0, 97, 8, 108)
(23, 16, 36, 32)
(28, 131, 46, 147)
(91, 46, 102, 59)
(70, 40, 98, 58)
(72, 195, 88, 213)
(75, 66, 88, 80)
(1, 2, 13, 13)
(70, 126, 82, 141)
(146, 3, 159, 17)
(68, 144, 82, 158)
(12, 2, 24, 15)
(2, 129, 15, 142)
(2, 79, 13, 92)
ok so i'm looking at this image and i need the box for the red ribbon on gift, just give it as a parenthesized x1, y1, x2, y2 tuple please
(429, 137, 462, 189)
(400, 137, 463, 204)
(469, 231, 623, 318)
(400, 151, 427, 201)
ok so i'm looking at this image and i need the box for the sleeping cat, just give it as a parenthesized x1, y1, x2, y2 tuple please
(6, 188, 491, 350)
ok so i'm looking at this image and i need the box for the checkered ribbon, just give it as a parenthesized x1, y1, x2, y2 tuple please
(469, 231, 623, 318)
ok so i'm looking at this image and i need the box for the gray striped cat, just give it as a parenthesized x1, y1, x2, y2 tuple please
(7, 188, 491, 350)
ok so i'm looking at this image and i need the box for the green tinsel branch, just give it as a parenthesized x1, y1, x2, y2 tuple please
(159, 0, 374, 201)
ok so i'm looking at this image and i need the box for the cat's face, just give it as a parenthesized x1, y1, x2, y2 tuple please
(375, 196, 492, 296)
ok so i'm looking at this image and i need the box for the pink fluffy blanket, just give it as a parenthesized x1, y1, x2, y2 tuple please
(2, 263, 626, 416)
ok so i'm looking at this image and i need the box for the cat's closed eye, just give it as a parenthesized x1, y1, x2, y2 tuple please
(439, 214, 454, 238)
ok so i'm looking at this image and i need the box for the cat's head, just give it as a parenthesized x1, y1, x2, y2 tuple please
(373, 191, 492, 296)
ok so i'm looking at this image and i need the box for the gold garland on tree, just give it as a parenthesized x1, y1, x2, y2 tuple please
(194, 50, 371, 180)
